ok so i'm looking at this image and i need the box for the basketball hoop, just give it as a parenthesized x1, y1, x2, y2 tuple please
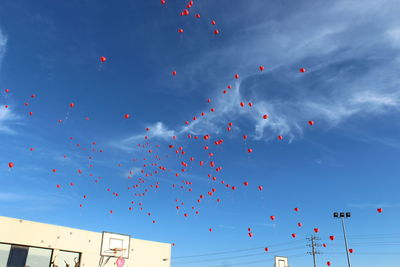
(98, 232, 130, 267)
(106, 248, 127, 256)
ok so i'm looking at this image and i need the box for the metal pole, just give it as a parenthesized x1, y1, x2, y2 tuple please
(341, 217, 352, 267)
(312, 236, 317, 267)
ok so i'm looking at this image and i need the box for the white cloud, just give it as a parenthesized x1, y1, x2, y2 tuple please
(115, 0, 400, 145)
(0, 28, 7, 75)
(0, 107, 19, 134)
(113, 121, 176, 151)
(127, 122, 176, 142)
(386, 27, 400, 47)
(158, 0, 400, 141)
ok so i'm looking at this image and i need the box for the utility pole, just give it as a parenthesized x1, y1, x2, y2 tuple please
(333, 212, 352, 267)
(307, 235, 321, 267)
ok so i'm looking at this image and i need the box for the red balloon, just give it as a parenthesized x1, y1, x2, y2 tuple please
(247, 148, 253, 153)
(178, 29, 184, 33)
(349, 249, 354, 253)
(100, 56, 107, 62)
(294, 207, 299, 212)
(69, 103, 75, 108)
(297, 222, 302, 227)
(299, 68, 306, 73)
(160, 0, 166, 4)
(243, 135, 247, 140)
(172, 70, 177, 76)
(308, 120, 314, 125)
(329, 235, 335, 241)
(259, 66, 265, 71)
(29, 112, 33, 116)
(209, 228, 213, 232)
(248, 102, 253, 107)
(8, 162, 14, 168)
(210, 108, 215, 112)
(263, 114, 268, 119)
(326, 261, 331, 266)
(234, 74, 239, 79)
(56, 184, 61, 188)
(214, 29, 219, 35)
(264, 247, 269, 252)
(377, 208, 383, 213)
(5, 89, 10, 93)
(258, 185, 263, 191)
(211, 20, 216, 25)
(323, 243, 327, 248)
(195, 14, 201, 18)
(291, 233, 297, 238)
(240, 102, 245, 107)
(314, 228, 319, 233)
(52, 169, 57, 173)
(243, 181, 249, 186)
(248, 232, 253, 238)
(270, 215, 275, 221)
(124, 114, 130, 119)
(278, 135, 283, 140)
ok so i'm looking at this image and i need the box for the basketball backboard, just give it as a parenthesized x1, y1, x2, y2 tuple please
(100, 232, 130, 259)
(274, 256, 289, 267)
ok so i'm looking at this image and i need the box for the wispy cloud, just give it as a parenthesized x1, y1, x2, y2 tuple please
(113, 121, 176, 151)
(115, 0, 400, 147)
(0, 107, 19, 134)
(0, 190, 79, 213)
(0, 192, 33, 202)
(0, 28, 15, 134)
(157, 0, 400, 141)
(0, 27, 7, 70)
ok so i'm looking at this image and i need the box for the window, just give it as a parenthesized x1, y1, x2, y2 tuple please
(55, 251, 80, 267)
(0, 243, 52, 267)
(25, 247, 52, 267)
(6, 245, 28, 267)
(0, 244, 11, 267)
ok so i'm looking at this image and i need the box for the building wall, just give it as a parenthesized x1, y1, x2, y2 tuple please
(0, 216, 171, 267)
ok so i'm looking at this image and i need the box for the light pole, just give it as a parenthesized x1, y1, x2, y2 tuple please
(333, 212, 352, 267)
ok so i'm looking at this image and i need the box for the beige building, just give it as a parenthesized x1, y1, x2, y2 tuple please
(0, 216, 171, 267)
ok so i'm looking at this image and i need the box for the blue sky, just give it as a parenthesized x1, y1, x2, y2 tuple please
(1, 0, 400, 266)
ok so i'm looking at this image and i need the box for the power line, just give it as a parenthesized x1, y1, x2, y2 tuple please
(173, 246, 305, 265)
(173, 239, 304, 259)
(205, 253, 306, 267)
(325, 252, 400, 256)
